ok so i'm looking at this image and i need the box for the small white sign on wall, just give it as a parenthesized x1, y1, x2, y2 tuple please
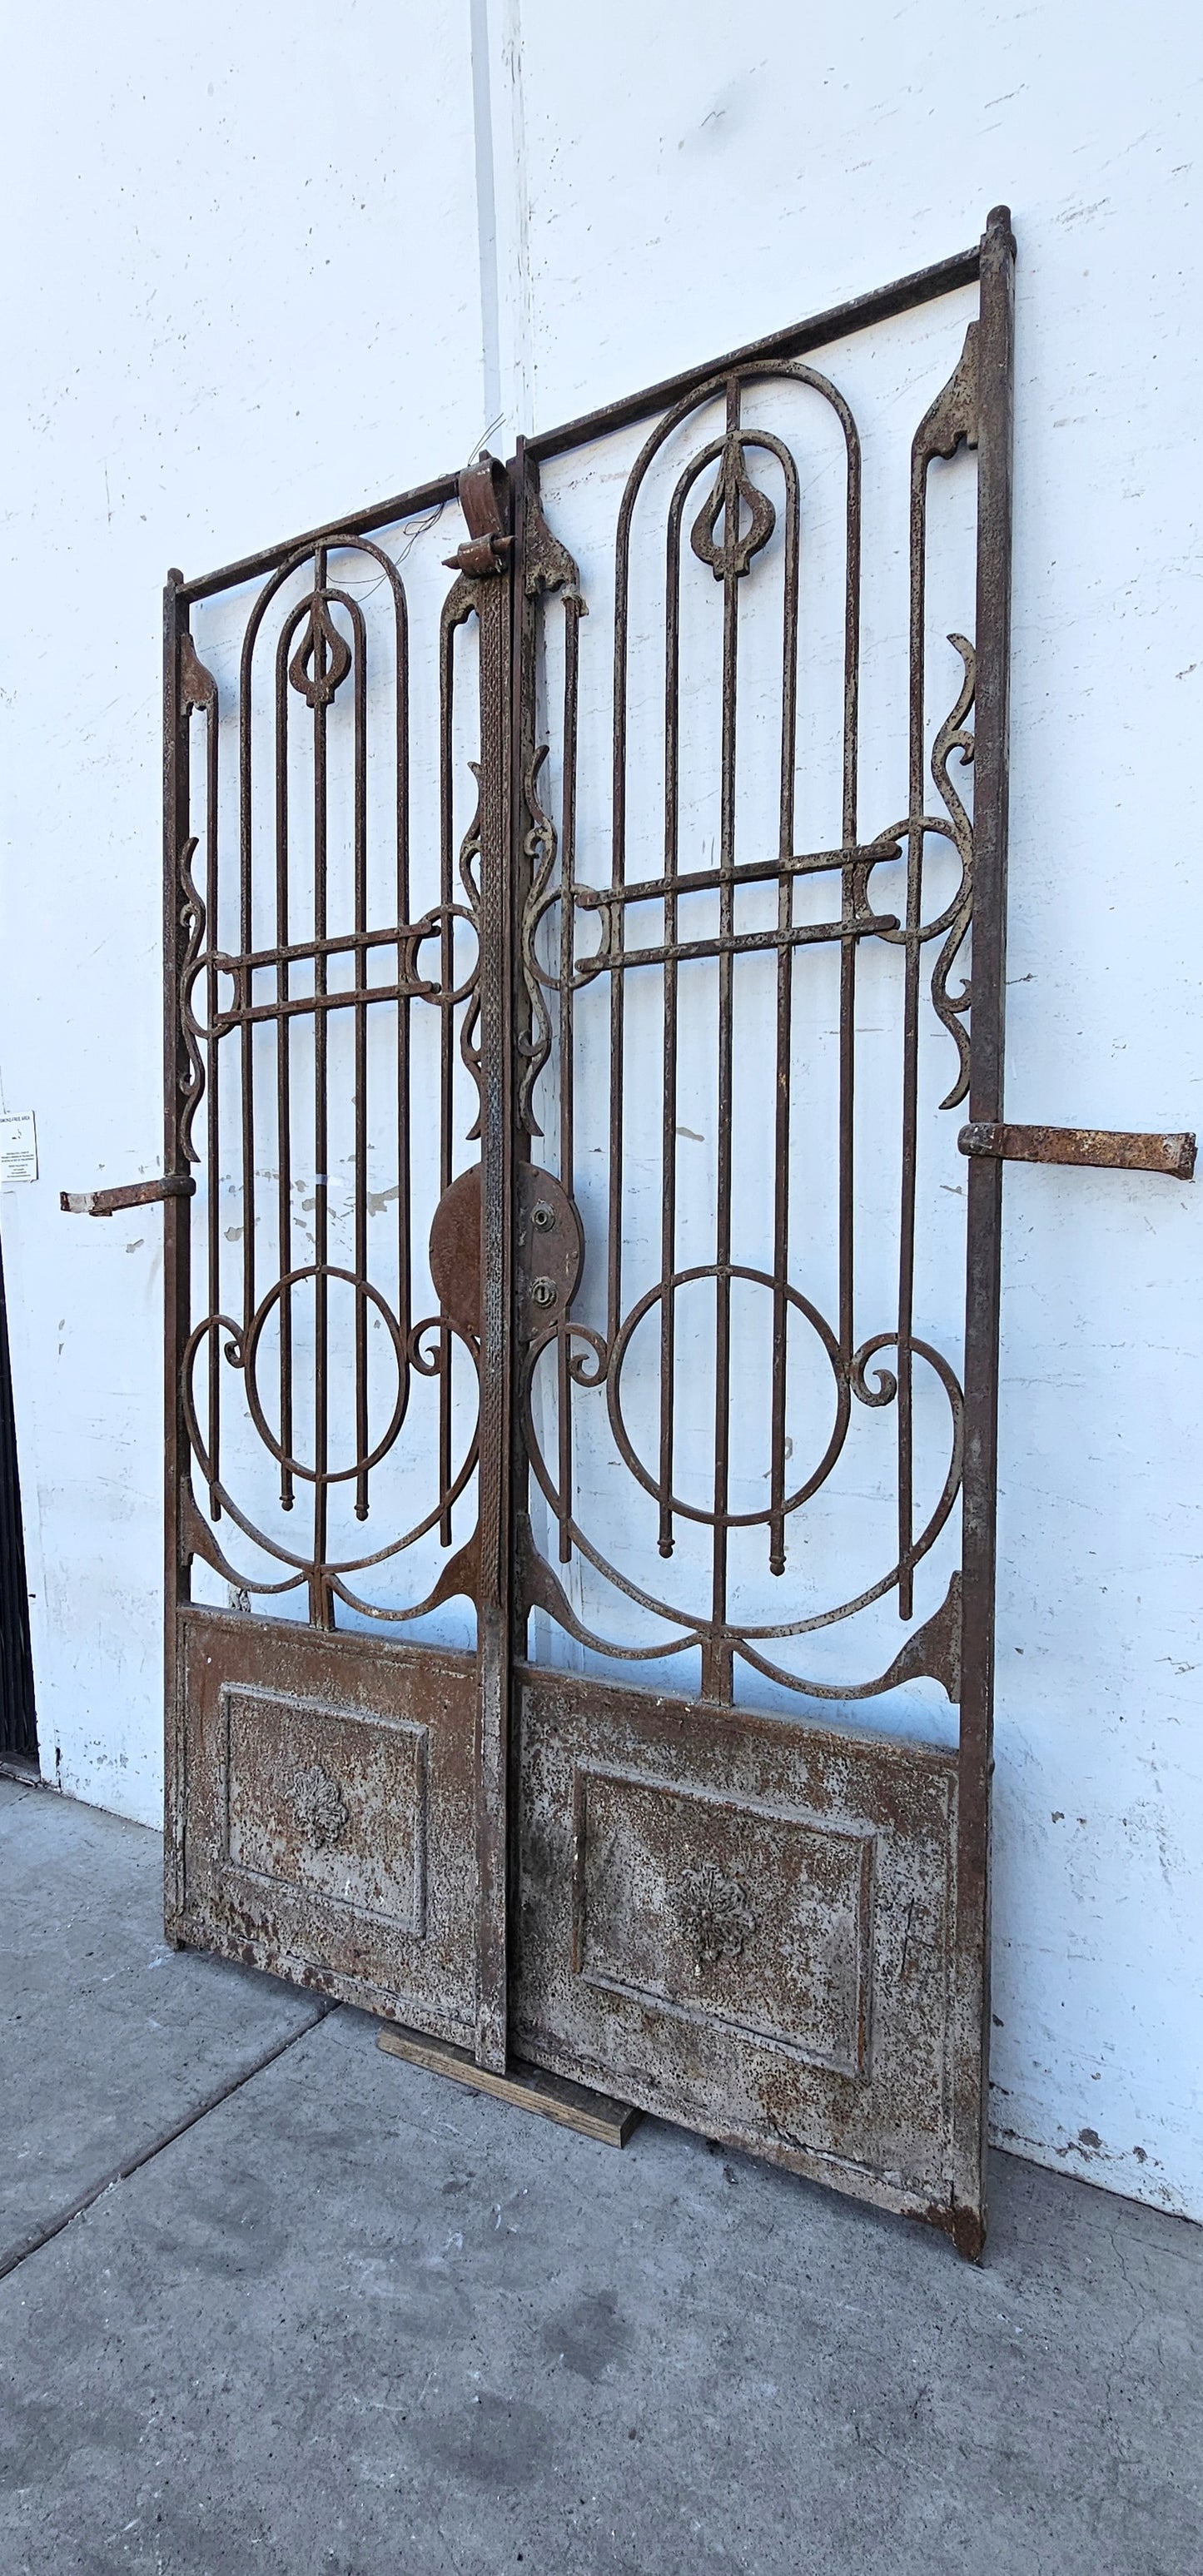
(0, 1112, 38, 1186)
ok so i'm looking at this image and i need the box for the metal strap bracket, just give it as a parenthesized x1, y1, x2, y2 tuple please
(60, 1176, 196, 1216)
(958, 1122, 1196, 1181)
(442, 453, 513, 579)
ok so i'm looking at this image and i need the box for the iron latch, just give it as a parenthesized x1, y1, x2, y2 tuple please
(958, 1123, 1196, 1181)
(60, 1175, 196, 1216)
(442, 454, 513, 578)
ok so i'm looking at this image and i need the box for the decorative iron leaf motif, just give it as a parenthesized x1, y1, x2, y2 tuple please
(288, 594, 352, 707)
(516, 743, 557, 1138)
(177, 834, 206, 1164)
(929, 633, 977, 1110)
(690, 436, 776, 581)
(296, 1761, 350, 1850)
(678, 1862, 758, 1972)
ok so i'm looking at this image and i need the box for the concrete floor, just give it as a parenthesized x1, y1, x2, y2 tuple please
(1, 1775, 1200, 2576)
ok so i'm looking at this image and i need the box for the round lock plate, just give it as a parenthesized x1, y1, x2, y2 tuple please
(427, 1161, 584, 1342)
(517, 1163, 584, 1335)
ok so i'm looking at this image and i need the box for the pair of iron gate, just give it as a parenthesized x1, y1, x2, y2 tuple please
(71, 208, 1169, 2256)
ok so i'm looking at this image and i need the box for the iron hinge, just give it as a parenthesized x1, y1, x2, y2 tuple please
(61, 1175, 196, 1216)
(957, 1123, 1196, 1181)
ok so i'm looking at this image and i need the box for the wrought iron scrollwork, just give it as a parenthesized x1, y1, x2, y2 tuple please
(176, 523, 490, 1624)
(517, 338, 979, 1703)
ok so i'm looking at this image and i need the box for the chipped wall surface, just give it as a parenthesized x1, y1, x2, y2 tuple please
(2, 0, 1201, 2219)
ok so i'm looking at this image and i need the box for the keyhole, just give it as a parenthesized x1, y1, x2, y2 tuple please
(531, 1276, 557, 1309)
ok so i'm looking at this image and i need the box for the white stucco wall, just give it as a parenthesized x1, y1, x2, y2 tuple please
(2, 0, 1201, 2220)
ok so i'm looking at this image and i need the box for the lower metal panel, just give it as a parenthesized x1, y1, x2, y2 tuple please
(171, 1609, 476, 2042)
(514, 1668, 972, 2235)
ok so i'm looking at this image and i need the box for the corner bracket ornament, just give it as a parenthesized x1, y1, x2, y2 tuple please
(180, 631, 216, 714)
(523, 490, 585, 608)
(914, 323, 979, 468)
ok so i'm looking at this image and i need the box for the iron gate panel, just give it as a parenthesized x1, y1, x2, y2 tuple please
(163, 468, 505, 2039)
(163, 212, 1014, 2251)
(507, 214, 1013, 2248)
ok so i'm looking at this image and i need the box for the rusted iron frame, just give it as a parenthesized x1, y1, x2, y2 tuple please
(952, 205, 1016, 2260)
(512, 216, 1009, 2250)
(163, 569, 192, 1937)
(469, 482, 519, 2075)
(524, 244, 982, 465)
(960, 1121, 1196, 1177)
(176, 473, 458, 609)
(171, 251, 977, 615)
(165, 226, 1010, 2151)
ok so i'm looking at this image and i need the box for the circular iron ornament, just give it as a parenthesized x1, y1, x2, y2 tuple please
(405, 903, 481, 1007)
(519, 1320, 963, 1648)
(604, 1265, 851, 1530)
(240, 1266, 410, 1488)
(181, 1305, 481, 1580)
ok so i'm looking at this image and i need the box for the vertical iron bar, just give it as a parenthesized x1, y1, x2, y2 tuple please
(353, 600, 370, 1519)
(395, 576, 412, 1440)
(898, 413, 929, 1621)
(659, 490, 684, 1561)
(768, 456, 800, 1578)
(474, 493, 516, 2074)
(163, 569, 191, 1933)
(438, 594, 457, 1544)
(609, 492, 631, 1355)
(311, 548, 331, 1620)
(238, 609, 256, 1350)
(273, 619, 294, 1511)
(955, 206, 1015, 2256)
(556, 591, 581, 1563)
(838, 439, 863, 1366)
(203, 672, 221, 1519)
(706, 382, 742, 1703)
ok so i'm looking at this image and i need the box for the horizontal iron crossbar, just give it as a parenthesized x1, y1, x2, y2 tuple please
(958, 1122, 1196, 1179)
(62, 1176, 196, 1216)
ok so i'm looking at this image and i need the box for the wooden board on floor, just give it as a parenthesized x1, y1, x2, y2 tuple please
(376, 2022, 643, 2146)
